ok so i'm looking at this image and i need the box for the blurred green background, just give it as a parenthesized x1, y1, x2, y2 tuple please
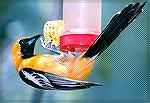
(0, 0, 149, 103)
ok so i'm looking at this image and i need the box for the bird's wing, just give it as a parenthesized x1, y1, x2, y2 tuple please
(83, 2, 146, 59)
(19, 68, 101, 90)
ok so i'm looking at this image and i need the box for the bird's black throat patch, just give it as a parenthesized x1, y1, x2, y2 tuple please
(19, 39, 35, 59)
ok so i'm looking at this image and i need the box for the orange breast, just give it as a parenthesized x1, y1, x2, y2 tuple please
(18, 54, 68, 77)
(18, 54, 94, 81)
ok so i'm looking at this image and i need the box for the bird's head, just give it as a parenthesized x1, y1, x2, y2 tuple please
(12, 35, 41, 70)
(18, 35, 42, 59)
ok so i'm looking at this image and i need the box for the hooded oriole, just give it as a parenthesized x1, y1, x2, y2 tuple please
(12, 2, 146, 90)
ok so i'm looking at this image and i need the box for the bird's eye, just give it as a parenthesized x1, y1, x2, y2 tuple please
(19, 40, 25, 45)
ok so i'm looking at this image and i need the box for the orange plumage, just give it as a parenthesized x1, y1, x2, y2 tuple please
(12, 38, 94, 81)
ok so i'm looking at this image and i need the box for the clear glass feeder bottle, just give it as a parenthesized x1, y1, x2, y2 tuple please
(60, 0, 101, 52)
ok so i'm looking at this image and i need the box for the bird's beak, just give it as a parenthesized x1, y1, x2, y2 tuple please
(25, 35, 42, 46)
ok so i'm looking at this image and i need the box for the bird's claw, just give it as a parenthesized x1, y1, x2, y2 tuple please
(39, 35, 77, 58)
(39, 36, 65, 55)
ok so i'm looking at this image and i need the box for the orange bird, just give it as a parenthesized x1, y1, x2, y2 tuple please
(12, 2, 146, 90)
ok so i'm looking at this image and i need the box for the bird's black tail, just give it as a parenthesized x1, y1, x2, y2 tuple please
(83, 2, 146, 59)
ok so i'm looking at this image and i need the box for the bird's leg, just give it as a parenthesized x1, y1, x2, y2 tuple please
(39, 35, 77, 59)
(39, 36, 66, 55)
(39, 36, 52, 51)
